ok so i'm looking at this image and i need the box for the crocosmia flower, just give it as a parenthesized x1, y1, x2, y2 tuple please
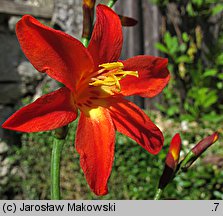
(2, 5, 170, 195)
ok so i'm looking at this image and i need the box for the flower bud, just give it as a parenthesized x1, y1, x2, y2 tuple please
(192, 132, 219, 157)
(181, 132, 219, 170)
(82, 0, 96, 39)
(83, 0, 96, 9)
(158, 133, 182, 189)
(166, 133, 182, 169)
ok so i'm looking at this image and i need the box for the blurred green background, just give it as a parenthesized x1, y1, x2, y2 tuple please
(3, 115, 222, 199)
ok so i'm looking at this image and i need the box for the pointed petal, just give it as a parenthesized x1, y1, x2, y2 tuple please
(75, 107, 115, 196)
(2, 87, 77, 132)
(16, 15, 94, 91)
(108, 98, 163, 154)
(165, 133, 182, 169)
(120, 56, 170, 97)
(88, 4, 123, 66)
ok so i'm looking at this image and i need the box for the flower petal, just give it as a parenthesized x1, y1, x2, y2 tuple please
(108, 98, 163, 154)
(87, 4, 123, 66)
(75, 107, 115, 196)
(2, 87, 77, 132)
(16, 15, 94, 91)
(120, 56, 170, 97)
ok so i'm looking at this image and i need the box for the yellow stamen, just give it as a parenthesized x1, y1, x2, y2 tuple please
(99, 62, 124, 70)
(89, 62, 138, 94)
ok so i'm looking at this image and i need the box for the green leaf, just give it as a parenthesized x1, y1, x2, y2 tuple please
(154, 103, 166, 112)
(192, 0, 203, 7)
(213, 191, 223, 199)
(169, 37, 179, 55)
(179, 43, 187, 52)
(164, 32, 172, 47)
(166, 105, 179, 116)
(217, 82, 223, 89)
(202, 112, 223, 123)
(211, 4, 223, 16)
(203, 91, 218, 108)
(218, 73, 223, 80)
(195, 179, 206, 187)
(155, 43, 169, 54)
(180, 114, 195, 121)
(186, 2, 196, 16)
(184, 101, 199, 117)
(176, 55, 192, 63)
(203, 69, 217, 77)
(182, 32, 189, 42)
(164, 32, 178, 55)
(216, 53, 223, 65)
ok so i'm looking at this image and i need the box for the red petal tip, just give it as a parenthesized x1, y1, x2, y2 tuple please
(169, 133, 182, 162)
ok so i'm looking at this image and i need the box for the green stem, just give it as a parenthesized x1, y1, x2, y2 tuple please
(107, 0, 118, 8)
(176, 151, 195, 175)
(51, 138, 64, 200)
(81, 37, 89, 47)
(154, 188, 163, 200)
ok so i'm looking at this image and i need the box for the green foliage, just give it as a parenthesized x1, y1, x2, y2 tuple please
(5, 114, 223, 200)
(154, 0, 223, 122)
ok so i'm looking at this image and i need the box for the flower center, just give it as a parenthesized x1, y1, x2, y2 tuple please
(75, 62, 138, 115)
(89, 62, 138, 95)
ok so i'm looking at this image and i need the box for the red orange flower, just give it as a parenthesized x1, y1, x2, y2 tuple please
(2, 5, 170, 195)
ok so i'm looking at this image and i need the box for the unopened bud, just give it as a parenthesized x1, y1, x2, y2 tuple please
(158, 133, 182, 189)
(192, 132, 219, 157)
(180, 132, 219, 171)
(166, 133, 181, 169)
(82, 0, 96, 39)
(83, 0, 96, 9)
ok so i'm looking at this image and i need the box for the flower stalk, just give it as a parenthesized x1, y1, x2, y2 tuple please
(107, 0, 118, 8)
(81, 37, 90, 47)
(51, 138, 64, 200)
(154, 188, 163, 200)
(51, 126, 68, 200)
